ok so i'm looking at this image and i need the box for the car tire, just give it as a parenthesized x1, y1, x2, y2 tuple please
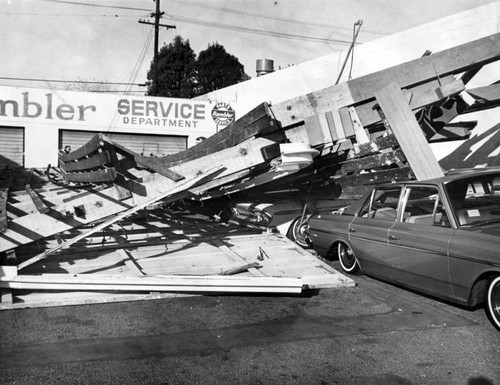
(288, 217, 311, 248)
(337, 241, 360, 274)
(487, 276, 500, 330)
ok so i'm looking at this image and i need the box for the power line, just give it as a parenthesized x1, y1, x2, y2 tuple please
(168, 15, 355, 45)
(31, 0, 367, 43)
(34, 0, 150, 12)
(0, 77, 146, 86)
(170, 0, 388, 36)
(1, 13, 139, 17)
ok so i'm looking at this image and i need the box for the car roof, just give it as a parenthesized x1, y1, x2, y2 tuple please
(377, 167, 500, 188)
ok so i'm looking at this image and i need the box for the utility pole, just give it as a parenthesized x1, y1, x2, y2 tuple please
(138, 0, 176, 95)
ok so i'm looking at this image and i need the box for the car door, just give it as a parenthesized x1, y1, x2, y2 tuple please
(386, 185, 454, 298)
(348, 186, 402, 276)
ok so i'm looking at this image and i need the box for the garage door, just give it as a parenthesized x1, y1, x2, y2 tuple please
(59, 130, 187, 156)
(0, 126, 24, 167)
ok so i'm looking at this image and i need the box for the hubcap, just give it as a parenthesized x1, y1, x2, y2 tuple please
(339, 243, 355, 270)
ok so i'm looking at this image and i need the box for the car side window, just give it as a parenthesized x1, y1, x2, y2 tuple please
(402, 186, 450, 227)
(359, 188, 401, 221)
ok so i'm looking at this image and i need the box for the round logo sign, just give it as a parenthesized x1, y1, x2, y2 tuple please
(211, 102, 235, 127)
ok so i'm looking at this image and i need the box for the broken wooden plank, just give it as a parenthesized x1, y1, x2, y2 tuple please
(25, 187, 49, 214)
(210, 239, 266, 277)
(154, 102, 280, 168)
(60, 168, 117, 184)
(59, 150, 111, 172)
(1, 135, 276, 253)
(98, 136, 185, 182)
(355, 77, 464, 128)
(59, 134, 105, 162)
(375, 82, 444, 180)
(338, 107, 355, 138)
(0, 189, 8, 233)
(340, 149, 407, 175)
(347, 133, 398, 159)
(116, 249, 145, 276)
(304, 115, 326, 147)
(348, 106, 369, 144)
(465, 83, 500, 112)
(219, 262, 262, 276)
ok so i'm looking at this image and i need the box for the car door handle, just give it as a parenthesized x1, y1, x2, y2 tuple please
(348, 228, 357, 233)
(388, 235, 399, 241)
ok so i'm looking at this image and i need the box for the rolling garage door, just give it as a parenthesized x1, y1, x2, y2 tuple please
(59, 130, 187, 156)
(0, 126, 25, 167)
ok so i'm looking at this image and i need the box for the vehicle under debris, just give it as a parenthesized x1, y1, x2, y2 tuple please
(1, 25, 500, 312)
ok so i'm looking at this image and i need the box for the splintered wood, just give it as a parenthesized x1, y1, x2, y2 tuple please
(0, 208, 355, 309)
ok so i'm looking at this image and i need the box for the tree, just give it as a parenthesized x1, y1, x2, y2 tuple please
(147, 35, 196, 97)
(194, 43, 250, 96)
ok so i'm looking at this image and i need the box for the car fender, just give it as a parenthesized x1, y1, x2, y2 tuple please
(276, 219, 295, 237)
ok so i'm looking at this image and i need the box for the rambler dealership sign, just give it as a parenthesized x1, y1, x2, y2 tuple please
(0, 86, 217, 133)
(0, 91, 96, 121)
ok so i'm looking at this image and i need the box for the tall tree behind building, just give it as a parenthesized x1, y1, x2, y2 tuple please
(147, 36, 249, 98)
(147, 35, 196, 98)
(194, 42, 250, 96)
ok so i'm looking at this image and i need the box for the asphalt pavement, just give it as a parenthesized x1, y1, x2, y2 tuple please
(0, 260, 499, 385)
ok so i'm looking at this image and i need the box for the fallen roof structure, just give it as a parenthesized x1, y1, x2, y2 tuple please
(1, 5, 500, 306)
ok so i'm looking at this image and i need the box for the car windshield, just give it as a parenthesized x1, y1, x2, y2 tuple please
(445, 172, 500, 226)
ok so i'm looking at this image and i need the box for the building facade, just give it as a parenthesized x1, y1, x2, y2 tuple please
(0, 85, 224, 168)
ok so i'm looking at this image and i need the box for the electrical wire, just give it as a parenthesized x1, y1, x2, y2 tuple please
(168, 14, 355, 45)
(33, 0, 150, 12)
(0, 76, 145, 86)
(106, 27, 154, 132)
(170, 0, 388, 36)
(30, 0, 366, 44)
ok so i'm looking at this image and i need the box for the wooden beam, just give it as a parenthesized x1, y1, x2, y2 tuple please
(271, 33, 500, 127)
(59, 134, 105, 162)
(155, 102, 280, 168)
(0, 273, 303, 294)
(98, 136, 185, 182)
(210, 239, 266, 277)
(25, 187, 49, 214)
(60, 168, 117, 184)
(0, 189, 8, 233)
(116, 249, 145, 276)
(375, 82, 444, 180)
(465, 83, 500, 111)
(60, 151, 111, 172)
(354, 77, 465, 129)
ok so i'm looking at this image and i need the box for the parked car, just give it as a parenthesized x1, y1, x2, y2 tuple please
(306, 168, 500, 329)
(229, 198, 353, 248)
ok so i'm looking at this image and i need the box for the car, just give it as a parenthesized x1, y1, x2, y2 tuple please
(228, 198, 353, 248)
(306, 168, 500, 329)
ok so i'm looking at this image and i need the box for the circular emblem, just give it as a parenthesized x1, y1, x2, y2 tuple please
(211, 102, 235, 127)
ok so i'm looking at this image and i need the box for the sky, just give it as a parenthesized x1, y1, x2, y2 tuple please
(1, 0, 499, 94)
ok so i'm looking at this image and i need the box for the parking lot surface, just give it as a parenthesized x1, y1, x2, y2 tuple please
(0, 260, 499, 385)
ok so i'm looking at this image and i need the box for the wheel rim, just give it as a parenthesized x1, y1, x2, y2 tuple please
(291, 218, 310, 248)
(488, 277, 500, 329)
(338, 242, 357, 272)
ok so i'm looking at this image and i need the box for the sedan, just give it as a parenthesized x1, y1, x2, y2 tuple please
(306, 168, 500, 329)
